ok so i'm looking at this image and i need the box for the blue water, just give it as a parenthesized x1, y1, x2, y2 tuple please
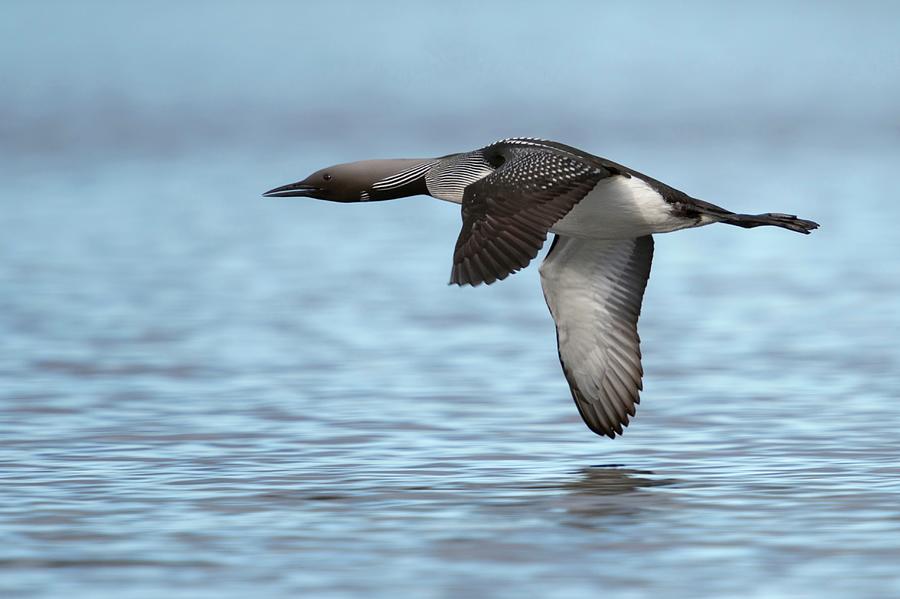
(3, 2, 900, 598)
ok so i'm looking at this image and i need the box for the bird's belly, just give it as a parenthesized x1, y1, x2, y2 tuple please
(551, 176, 696, 239)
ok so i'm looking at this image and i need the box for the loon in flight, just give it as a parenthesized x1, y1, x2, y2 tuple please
(264, 138, 818, 439)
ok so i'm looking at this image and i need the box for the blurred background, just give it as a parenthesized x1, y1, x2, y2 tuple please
(2, 1, 900, 598)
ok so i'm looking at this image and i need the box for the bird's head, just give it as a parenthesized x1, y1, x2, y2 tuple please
(263, 159, 431, 203)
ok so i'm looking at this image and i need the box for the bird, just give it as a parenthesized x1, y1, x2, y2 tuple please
(264, 137, 819, 439)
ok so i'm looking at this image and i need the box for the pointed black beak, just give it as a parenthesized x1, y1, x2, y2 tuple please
(262, 182, 322, 198)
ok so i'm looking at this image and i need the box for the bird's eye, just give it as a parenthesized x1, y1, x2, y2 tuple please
(323, 173, 332, 181)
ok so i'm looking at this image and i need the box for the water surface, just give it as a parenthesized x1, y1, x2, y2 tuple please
(3, 2, 900, 597)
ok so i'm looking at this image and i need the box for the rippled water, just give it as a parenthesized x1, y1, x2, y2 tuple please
(3, 139, 900, 598)
(4, 1, 900, 597)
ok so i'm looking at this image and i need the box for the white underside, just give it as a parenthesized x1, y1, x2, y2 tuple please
(538, 235, 652, 436)
(551, 176, 710, 239)
(431, 175, 715, 239)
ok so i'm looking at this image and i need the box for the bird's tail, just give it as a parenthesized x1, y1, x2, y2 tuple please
(720, 212, 820, 235)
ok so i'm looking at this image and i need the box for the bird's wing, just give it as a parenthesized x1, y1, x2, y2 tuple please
(450, 148, 614, 286)
(539, 234, 654, 438)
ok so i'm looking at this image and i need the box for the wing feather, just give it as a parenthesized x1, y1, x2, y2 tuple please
(539, 235, 654, 439)
(450, 148, 613, 286)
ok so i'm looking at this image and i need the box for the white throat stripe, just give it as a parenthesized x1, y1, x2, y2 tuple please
(371, 161, 437, 190)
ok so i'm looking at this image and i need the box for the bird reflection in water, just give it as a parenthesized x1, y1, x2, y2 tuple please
(532, 466, 676, 529)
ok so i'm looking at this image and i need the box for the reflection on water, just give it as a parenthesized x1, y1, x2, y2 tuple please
(559, 466, 667, 495)
(539, 466, 676, 529)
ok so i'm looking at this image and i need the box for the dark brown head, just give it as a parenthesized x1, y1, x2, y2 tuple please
(263, 158, 432, 203)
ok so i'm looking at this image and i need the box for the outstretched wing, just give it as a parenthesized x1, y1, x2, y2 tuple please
(539, 235, 654, 439)
(449, 148, 613, 286)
